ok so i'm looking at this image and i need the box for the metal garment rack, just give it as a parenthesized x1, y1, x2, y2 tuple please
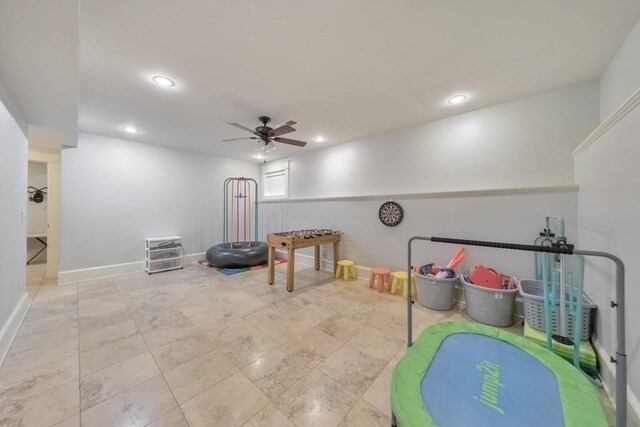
(407, 236, 627, 427)
(222, 177, 259, 244)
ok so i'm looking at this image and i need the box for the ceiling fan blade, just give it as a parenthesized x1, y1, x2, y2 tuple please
(227, 122, 258, 134)
(273, 119, 298, 129)
(273, 137, 307, 147)
(269, 125, 296, 137)
(222, 137, 258, 142)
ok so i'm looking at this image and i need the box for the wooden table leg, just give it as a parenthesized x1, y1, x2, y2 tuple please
(315, 245, 320, 271)
(287, 247, 295, 292)
(333, 241, 339, 275)
(268, 245, 275, 285)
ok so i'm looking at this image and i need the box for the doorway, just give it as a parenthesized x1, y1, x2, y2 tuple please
(26, 161, 48, 291)
(27, 148, 60, 283)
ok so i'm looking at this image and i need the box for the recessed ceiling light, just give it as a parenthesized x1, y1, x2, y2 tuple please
(312, 136, 326, 143)
(122, 125, 139, 134)
(151, 75, 176, 88)
(447, 94, 468, 105)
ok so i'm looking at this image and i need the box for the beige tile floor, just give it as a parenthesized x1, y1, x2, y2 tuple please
(2, 263, 613, 426)
(25, 262, 50, 300)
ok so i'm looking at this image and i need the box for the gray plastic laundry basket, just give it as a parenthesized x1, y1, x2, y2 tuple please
(460, 275, 518, 327)
(415, 273, 457, 311)
(517, 279, 596, 341)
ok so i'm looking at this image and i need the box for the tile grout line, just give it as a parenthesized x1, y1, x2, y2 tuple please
(4, 266, 524, 426)
(26, 268, 46, 302)
(73, 277, 184, 422)
(76, 278, 139, 418)
(139, 276, 243, 416)
(273, 365, 319, 427)
(3, 273, 80, 424)
(118, 274, 367, 423)
(234, 324, 316, 425)
(178, 290, 276, 424)
(239, 396, 272, 427)
(300, 283, 394, 426)
(177, 273, 325, 426)
(76, 279, 82, 426)
(247, 305, 352, 427)
(111, 271, 278, 423)
(111, 275, 193, 427)
(179, 270, 293, 424)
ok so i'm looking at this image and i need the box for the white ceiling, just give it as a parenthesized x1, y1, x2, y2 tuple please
(0, 0, 79, 148)
(77, 2, 640, 160)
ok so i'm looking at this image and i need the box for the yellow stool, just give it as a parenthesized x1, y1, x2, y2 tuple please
(391, 271, 417, 301)
(335, 260, 356, 281)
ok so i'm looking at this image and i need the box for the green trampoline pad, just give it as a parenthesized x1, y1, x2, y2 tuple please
(391, 322, 608, 427)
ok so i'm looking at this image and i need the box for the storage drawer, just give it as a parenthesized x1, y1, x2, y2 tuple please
(148, 248, 182, 261)
(147, 257, 181, 273)
(148, 240, 182, 251)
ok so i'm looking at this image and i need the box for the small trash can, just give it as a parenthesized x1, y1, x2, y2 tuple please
(415, 273, 457, 311)
(460, 274, 518, 327)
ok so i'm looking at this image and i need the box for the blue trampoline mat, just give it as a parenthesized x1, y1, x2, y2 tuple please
(420, 333, 564, 427)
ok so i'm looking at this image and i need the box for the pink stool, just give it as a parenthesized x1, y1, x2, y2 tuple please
(369, 267, 391, 293)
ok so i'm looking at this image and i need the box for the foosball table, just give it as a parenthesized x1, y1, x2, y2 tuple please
(267, 229, 342, 292)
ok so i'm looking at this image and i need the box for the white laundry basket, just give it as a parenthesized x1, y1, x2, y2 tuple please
(517, 279, 595, 340)
(460, 275, 518, 327)
(415, 273, 457, 311)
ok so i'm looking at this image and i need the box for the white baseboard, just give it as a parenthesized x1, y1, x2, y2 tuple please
(58, 260, 145, 284)
(276, 250, 372, 280)
(184, 252, 206, 264)
(0, 292, 29, 367)
(58, 252, 206, 284)
(594, 341, 640, 427)
(282, 251, 532, 321)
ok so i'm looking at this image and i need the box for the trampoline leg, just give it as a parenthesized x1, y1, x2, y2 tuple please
(391, 411, 397, 427)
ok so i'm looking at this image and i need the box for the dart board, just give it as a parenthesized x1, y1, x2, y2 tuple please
(379, 201, 404, 226)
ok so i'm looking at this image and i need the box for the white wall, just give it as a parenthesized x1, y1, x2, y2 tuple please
(576, 17, 640, 424)
(0, 79, 26, 135)
(576, 106, 640, 424)
(273, 81, 598, 200)
(600, 18, 640, 120)
(0, 95, 28, 363)
(60, 133, 260, 276)
(0, 0, 79, 148)
(261, 190, 578, 281)
(259, 82, 597, 276)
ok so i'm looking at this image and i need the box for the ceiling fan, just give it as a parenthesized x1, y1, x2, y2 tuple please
(223, 116, 308, 152)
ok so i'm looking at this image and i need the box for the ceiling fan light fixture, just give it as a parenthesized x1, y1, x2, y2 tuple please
(225, 117, 307, 150)
(257, 140, 276, 152)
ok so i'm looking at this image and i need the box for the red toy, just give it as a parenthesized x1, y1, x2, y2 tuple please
(469, 265, 503, 289)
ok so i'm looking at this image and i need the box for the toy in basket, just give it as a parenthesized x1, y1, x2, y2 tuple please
(468, 265, 514, 289)
(460, 274, 518, 326)
(413, 247, 465, 310)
